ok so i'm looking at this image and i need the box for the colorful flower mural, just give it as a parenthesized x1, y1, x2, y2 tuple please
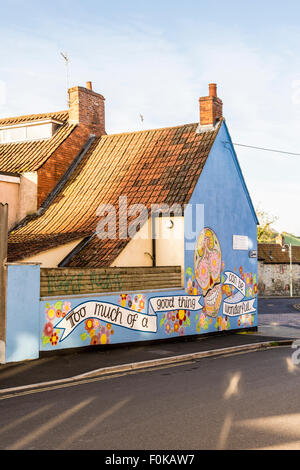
(41, 300, 72, 347)
(81, 319, 115, 345)
(41, 301, 116, 347)
(194, 228, 222, 317)
(118, 293, 147, 312)
(159, 309, 191, 336)
(185, 231, 257, 332)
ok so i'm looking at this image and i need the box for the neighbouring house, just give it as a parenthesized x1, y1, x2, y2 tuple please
(0, 82, 105, 230)
(1, 83, 260, 363)
(258, 238, 300, 296)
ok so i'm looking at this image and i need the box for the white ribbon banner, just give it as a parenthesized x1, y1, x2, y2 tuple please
(149, 295, 203, 314)
(56, 300, 158, 342)
(222, 271, 256, 317)
(55, 295, 204, 342)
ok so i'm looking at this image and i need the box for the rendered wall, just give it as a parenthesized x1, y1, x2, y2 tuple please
(38, 122, 258, 354)
(0, 180, 19, 230)
(22, 238, 84, 267)
(5, 264, 40, 363)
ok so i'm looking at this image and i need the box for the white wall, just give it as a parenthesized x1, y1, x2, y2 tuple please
(111, 216, 185, 283)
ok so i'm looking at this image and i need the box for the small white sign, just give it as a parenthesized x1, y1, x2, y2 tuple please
(233, 235, 249, 250)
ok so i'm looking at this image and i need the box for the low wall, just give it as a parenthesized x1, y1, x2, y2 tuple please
(40, 266, 182, 297)
(258, 261, 300, 296)
(2, 264, 259, 363)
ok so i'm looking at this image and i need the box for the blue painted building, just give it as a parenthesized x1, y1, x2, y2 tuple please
(3, 83, 258, 362)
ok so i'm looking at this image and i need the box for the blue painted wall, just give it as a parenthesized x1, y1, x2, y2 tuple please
(38, 121, 258, 354)
(184, 121, 258, 333)
(6, 264, 40, 363)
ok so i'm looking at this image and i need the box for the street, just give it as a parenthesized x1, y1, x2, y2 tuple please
(1, 345, 300, 450)
(258, 297, 300, 337)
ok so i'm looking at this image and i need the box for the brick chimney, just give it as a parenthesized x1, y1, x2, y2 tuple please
(199, 83, 223, 126)
(68, 82, 105, 136)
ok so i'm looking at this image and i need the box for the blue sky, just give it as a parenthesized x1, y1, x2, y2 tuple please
(1, 0, 300, 234)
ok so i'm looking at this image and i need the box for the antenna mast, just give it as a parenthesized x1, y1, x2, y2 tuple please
(60, 52, 70, 106)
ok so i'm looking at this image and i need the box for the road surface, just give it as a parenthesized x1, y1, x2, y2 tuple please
(1, 345, 300, 450)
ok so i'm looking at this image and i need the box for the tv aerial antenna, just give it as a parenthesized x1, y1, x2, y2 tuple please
(60, 52, 70, 105)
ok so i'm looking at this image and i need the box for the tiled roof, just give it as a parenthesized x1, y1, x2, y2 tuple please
(8, 121, 221, 265)
(0, 110, 68, 126)
(258, 243, 300, 264)
(0, 122, 76, 173)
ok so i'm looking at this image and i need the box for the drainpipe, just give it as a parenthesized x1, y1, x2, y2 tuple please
(0, 203, 8, 363)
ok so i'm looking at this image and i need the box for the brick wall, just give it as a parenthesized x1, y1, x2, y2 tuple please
(258, 260, 300, 296)
(37, 124, 91, 207)
(37, 85, 106, 208)
(68, 86, 105, 137)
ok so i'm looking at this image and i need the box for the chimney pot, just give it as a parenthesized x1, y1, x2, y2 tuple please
(86, 81, 93, 90)
(209, 83, 217, 97)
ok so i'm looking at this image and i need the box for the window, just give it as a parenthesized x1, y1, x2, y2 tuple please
(0, 121, 60, 144)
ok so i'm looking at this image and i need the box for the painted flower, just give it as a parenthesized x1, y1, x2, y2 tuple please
(56, 309, 62, 318)
(254, 284, 258, 294)
(179, 327, 185, 337)
(50, 332, 59, 346)
(177, 310, 186, 322)
(99, 333, 109, 345)
(165, 321, 172, 335)
(46, 306, 57, 322)
(63, 302, 71, 314)
(43, 322, 53, 337)
(167, 312, 172, 321)
(85, 319, 94, 332)
(120, 294, 127, 307)
(90, 335, 99, 346)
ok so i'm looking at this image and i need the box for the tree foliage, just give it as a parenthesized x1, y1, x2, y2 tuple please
(256, 208, 278, 243)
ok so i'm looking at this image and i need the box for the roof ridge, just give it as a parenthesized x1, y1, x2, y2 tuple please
(102, 121, 199, 139)
(0, 110, 69, 125)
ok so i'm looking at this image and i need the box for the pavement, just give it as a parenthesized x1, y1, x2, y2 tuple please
(0, 329, 294, 392)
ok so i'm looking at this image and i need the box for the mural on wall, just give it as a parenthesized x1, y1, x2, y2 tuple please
(187, 226, 257, 334)
(40, 226, 257, 350)
(194, 228, 222, 317)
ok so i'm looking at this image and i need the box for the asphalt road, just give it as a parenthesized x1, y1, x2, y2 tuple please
(259, 297, 300, 315)
(258, 297, 300, 336)
(1, 345, 300, 450)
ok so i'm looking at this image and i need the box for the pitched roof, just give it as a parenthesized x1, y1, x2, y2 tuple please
(0, 110, 76, 173)
(8, 121, 222, 265)
(258, 243, 300, 264)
